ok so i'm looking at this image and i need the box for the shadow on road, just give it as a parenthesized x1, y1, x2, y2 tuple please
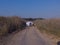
(57, 41, 60, 45)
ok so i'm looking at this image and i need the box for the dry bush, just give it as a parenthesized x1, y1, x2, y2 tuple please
(0, 16, 26, 36)
(34, 19, 60, 37)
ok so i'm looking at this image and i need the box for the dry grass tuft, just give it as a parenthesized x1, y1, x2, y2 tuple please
(0, 16, 26, 36)
(34, 18, 60, 37)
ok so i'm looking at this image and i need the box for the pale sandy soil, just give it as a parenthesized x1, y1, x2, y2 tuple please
(40, 30, 60, 45)
(0, 26, 58, 45)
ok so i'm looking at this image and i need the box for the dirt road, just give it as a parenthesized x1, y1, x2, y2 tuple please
(2, 27, 54, 45)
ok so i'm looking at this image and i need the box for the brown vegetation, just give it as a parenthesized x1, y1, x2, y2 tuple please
(0, 16, 26, 36)
(34, 18, 60, 37)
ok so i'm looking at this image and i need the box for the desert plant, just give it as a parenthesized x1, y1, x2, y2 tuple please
(0, 16, 26, 36)
(34, 19, 60, 37)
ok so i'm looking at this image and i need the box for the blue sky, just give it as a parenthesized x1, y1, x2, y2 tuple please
(0, 0, 60, 18)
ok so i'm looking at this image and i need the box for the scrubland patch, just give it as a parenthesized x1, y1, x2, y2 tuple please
(34, 19, 60, 44)
(34, 18, 60, 38)
(0, 16, 26, 36)
(34, 19, 60, 37)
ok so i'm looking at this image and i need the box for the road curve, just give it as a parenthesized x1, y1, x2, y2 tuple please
(5, 27, 53, 45)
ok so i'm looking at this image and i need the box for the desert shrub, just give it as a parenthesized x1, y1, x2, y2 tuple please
(0, 24, 8, 36)
(34, 19, 60, 37)
(0, 16, 26, 36)
(8, 16, 26, 33)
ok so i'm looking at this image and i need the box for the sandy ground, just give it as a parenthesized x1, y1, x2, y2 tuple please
(0, 26, 57, 45)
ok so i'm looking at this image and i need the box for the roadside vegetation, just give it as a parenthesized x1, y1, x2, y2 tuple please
(0, 16, 26, 36)
(34, 18, 60, 37)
